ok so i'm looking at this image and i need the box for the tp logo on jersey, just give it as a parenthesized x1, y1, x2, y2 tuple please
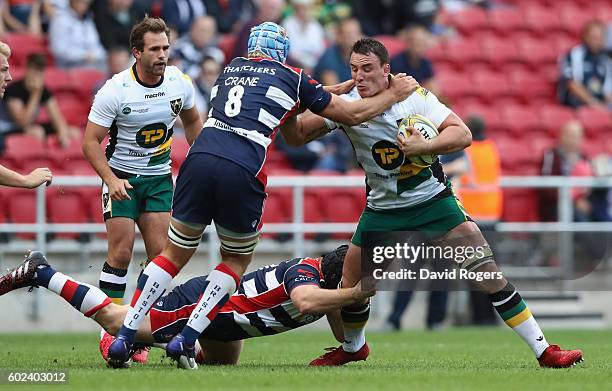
(372, 140, 404, 170)
(170, 98, 183, 117)
(136, 123, 171, 148)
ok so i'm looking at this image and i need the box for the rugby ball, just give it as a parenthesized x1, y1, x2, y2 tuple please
(398, 114, 439, 166)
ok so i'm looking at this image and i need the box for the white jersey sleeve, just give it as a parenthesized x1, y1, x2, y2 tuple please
(411, 87, 452, 128)
(179, 71, 196, 111)
(88, 78, 121, 128)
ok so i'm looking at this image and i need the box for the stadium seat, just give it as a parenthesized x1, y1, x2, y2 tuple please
(261, 188, 291, 239)
(70, 68, 106, 98)
(481, 37, 522, 69)
(507, 71, 556, 105)
(4, 135, 47, 165)
(437, 73, 475, 103)
(374, 35, 405, 58)
(489, 8, 527, 36)
(443, 39, 484, 67)
(539, 105, 576, 136)
(517, 37, 558, 69)
(218, 34, 237, 65)
(450, 7, 490, 36)
(558, 5, 592, 37)
(170, 137, 190, 171)
(523, 5, 563, 36)
(44, 67, 75, 95)
(7, 189, 37, 239)
(320, 189, 364, 239)
(471, 72, 512, 103)
(500, 105, 543, 136)
(55, 93, 90, 127)
(46, 188, 88, 239)
(576, 107, 611, 138)
(502, 189, 539, 222)
(3, 33, 48, 67)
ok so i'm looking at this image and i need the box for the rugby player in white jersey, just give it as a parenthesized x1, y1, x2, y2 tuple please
(82, 17, 203, 363)
(282, 38, 583, 369)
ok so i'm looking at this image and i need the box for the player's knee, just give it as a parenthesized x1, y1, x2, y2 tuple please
(108, 249, 133, 268)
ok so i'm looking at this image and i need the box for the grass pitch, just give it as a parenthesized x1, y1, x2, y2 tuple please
(0, 328, 610, 391)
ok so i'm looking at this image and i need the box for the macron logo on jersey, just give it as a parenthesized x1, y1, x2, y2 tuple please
(145, 92, 166, 99)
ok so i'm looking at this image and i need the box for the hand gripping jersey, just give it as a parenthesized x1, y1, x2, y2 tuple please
(88, 64, 196, 176)
(325, 87, 453, 210)
(150, 257, 325, 342)
(189, 57, 332, 183)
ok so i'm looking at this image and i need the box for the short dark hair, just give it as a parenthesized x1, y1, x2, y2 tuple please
(351, 38, 389, 66)
(26, 53, 46, 70)
(320, 245, 348, 289)
(130, 16, 170, 52)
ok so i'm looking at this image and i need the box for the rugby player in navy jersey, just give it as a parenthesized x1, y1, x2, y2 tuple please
(106, 21, 419, 368)
(0, 247, 373, 367)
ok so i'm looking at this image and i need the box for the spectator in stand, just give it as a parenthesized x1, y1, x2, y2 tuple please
(559, 20, 612, 109)
(203, 0, 255, 34)
(539, 120, 592, 222)
(49, 0, 106, 70)
(282, 0, 325, 73)
(161, 0, 205, 36)
(0, 0, 46, 36)
(313, 17, 362, 86)
(93, 0, 141, 51)
(193, 55, 221, 120)
(172, 15, 225, 79)
(232, 0, 285, 59)
(4, 53, 80, 147)
(275, 129, 353, 173)
(391, 25, 441, 97)
(351, 0, 441, 36)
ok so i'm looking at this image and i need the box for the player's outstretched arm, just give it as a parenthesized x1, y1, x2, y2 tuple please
(279, 111, 330, 146)
(319, 75, 419, 126)
(179, 106, 203, 146)
(290, 282, 375, 315)
(0, 165, 52, 188)
(82, 121, 132, 200)
(397, 112, 472, 158)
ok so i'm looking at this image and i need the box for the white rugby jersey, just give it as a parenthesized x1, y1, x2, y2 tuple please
(88, 64, 195, 176)
(325, 87, 452, 210)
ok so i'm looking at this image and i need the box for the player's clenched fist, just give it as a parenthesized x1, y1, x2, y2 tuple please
(107, 176, 133, 201)
(24, 167, 53, 188)
(389, 74, 420, 102)
(396, 127, 431, 157)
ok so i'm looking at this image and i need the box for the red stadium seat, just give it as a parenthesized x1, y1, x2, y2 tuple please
(170, 137, 190, 171)
(502, 189, 539, 222)
(44, 67, 75, 95)
(558, 5, 592, 37)
(576, 107, 611, 138)
(321, 189, 364, 239)
(481, 37, 522, 69)
(523, 6, 563, 36)
(3, 33, 48, 67)
(517, 37, 558, 69)
(507, 72, 556, 105)
(471, 72, 512, 103)
(261, 188, 291, 239)
(450, 7, 490, 36)
(444, 39, 484, 68)
(374, 35, 405, 58)
(489, 8, 527, 36)
(539, 105, 576, 136)
(500, 105, 543, 136)
(46, 188, 88, 239)
(7, 189, 37, 239)
(218, 34, 238, 65)
(70, 68, 106, 98)
(55, 93, 90, 127)
(4, 135, 47, 166)
(437, 73, 475, 103)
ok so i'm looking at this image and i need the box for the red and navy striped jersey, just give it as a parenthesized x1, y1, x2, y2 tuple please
(150, 257, 325, 342)
(189, 57, 332, 182)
